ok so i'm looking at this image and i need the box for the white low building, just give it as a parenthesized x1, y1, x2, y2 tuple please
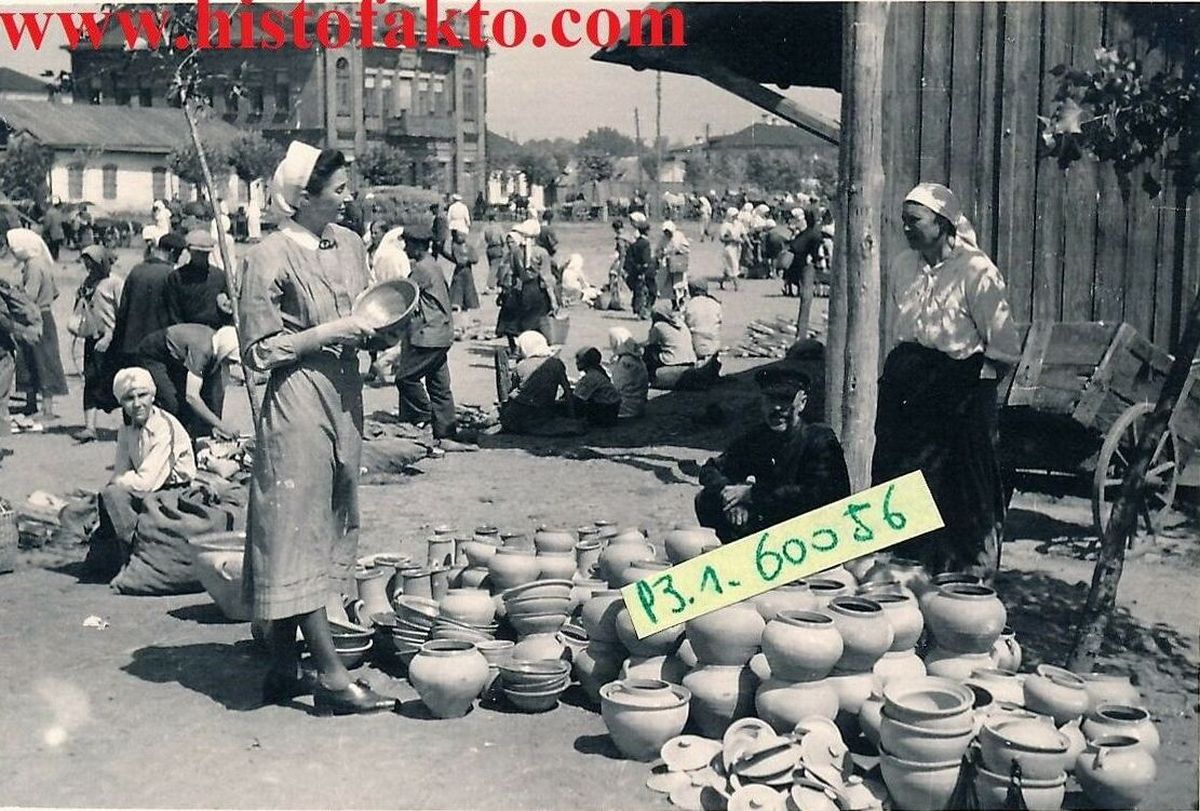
(0, 99, 259, 216)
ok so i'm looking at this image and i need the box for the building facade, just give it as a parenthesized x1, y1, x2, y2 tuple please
(67, 5, 488, 198)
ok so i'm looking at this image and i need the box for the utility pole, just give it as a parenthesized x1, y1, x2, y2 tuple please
(634, 107, 644, 193)
(655, 70, 663, 219)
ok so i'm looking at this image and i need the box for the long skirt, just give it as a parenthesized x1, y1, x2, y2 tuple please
(721, 244, 741, 279)
(82, 339, 108, 411)
(871, 342, 1004, 579)
(496, 282, 551, 338)
(18, 308, 69, 398)
(449, 265, 480, 311)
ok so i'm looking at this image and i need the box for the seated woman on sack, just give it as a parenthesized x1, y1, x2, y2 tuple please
(571, 347, 621, 427)
(499, 330, 581, 436)
(644, 301, 719, 390)
(84, 367, 197, 580)
(607, 327, 649, 419)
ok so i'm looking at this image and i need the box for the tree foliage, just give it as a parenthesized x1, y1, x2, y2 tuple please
(579, 152, 616, 183)
(169, 140, 232, 189)
(516, 140, 569, 187)
(1040, 4, 1200, 196)
(577, 126, 638, 158)
(357, 142, 413, 186)
(229, 131, 282, 182)
(0, 134, 55, 203)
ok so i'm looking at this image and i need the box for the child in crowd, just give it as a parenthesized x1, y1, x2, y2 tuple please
(571, 347, 621, 427)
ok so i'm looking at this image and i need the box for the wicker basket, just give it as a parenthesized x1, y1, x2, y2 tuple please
(0, 500, 17, 574)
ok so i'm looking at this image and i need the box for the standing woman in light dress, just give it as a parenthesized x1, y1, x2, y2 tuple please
(872, 182, 1022, 580)
(238, 141, 395, 715)
(4, 228, 68, 421)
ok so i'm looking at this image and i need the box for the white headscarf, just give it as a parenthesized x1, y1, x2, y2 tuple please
(269, 141, 322, 217)
(903, 182, 978, 248)
(113, 367, 156, 401)
(5, 228, 53, 265)
(607, 326, 639, 358)
(515, 330, 552, 359)
(211, 326, 240, 365)
(372, 226, 411, 282)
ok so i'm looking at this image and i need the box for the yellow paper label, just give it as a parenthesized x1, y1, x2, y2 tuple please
(620, 471, 944, 638)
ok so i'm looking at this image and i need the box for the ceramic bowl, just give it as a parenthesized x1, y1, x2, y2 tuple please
(878, 752, 963, 811)
(881, 676, 974, 730)
(503, 675, 570, 694)
(335, 639, 373, 669)
(504, 595, 574, 615)
(975, 764, 1066, 811)
(508, 611, 569, 637)
(978, 717, 1071, 780)
(504, 684, 565, 712)
(878, 710, 975, 763)
(501, 580, 574, 601)
(394, 595, 440, 621)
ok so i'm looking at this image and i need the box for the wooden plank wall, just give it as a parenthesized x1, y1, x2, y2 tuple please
(879, 2, 1198, 354)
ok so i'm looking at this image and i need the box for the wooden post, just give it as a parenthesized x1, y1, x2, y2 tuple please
(834, 1, 888, 491)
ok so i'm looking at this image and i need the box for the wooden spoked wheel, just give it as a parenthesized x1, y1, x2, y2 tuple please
(1092, 402, 1180, 553)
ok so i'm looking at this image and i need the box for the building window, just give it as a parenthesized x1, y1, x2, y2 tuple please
(462, 68, 477, 121)
(68, 165, 84, 200)
(152, 166, 167, 200)
(336, 57, 351, 117)
(396, 72, 413, 112)
(138, 87, 153, 107)
(248, 85, 264, 122)
(102, 164, 118, 200)
(274, 71, 290, 121)
(364, 70, 378, 118)
(381, 75, 394, 119)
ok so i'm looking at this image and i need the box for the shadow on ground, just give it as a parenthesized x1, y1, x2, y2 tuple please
(121, 640, 268, 712)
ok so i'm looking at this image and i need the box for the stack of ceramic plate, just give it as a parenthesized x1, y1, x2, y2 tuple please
(391, 595, 440, 665)
(499, 659, 571, 712)
(501, 580, 572, 639)
(431, 614, 499, 644)
(325, 621, 374, 670)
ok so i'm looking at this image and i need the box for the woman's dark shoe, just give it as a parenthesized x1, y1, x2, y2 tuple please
(313, 679, 397, 716)
(261, 667, 319, 705)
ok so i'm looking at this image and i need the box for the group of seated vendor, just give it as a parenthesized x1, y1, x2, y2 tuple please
(644, 279, 723, 390)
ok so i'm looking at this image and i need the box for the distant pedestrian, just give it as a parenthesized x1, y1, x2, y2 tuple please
(5, 228, 67, 420)
(482, 210, 506, 293)
(74, 246, 122, 442)
(42, 197, 65, 261)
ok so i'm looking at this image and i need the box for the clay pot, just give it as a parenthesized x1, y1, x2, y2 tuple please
(574, 541, 602, 579)
(872, 649, 927, 688)
(511, 633, 567, 663)
(978, 717, 1072, 780)
(598, 536, 656, 587)
(879, 710, 974, 763)
(1024, 667, 1090, 725)
(872, 592, 924, 651)
(536, 551, 578, 581)
(755, 678, 839, 732)
(807, 578, 853, 610)
(826, 597, 893, 671)
(600, 678, 692, 761)
(407, 639, 490, 718)
(965, 668, 1025, 706)
(617, 559, 671, 588)
(925, 647, 996, 683)
(1061, 718, 1087, 771)
(400, 567, 434, 600)
(682, 664, 758, 738)
(429, 567, 450, 601)
(881, 676, 974, 730)
(191, 532, 251, 621)
(1082, 704, 1160, 755)
(975, 766, 1066, 811)
(761, 610, 843, 681)
(751, 582, 818, 621)
(534, 527, 577, 554)
(459, 567, 489, 590)
(815, 564, 857, 589)
(616, 607, 683, 657)
(877, 753, 963, 811)
(427, 536, 455, 570)
(574, 641, 626, 703)
(579, 590, 626, 643)
(1075, 735, 1157, 810)
(663, 525, 720, 563)
(1079, 671, 1141, 712)
(439, 588, 497, 626)
(621, 654, 689, 685)
(845, 554, 878, 583)
(991, 626, 1022, 672)
(501, 531, 533, 550)
(922, 583, 1007, 654)
(353, 567, 392, 620)
(918, 572, 983, 614)
(593, 519, 618, 540)
(568, 577, 608, 616)
(473, 525, 501, 544)
(459, 540, 499, 568)
(487, 547, 540, 591)
(685, 603, 766, 666)
(826, 669, 876, 716)
(857, 580, 916, 602)
(858, 691, 884, 749)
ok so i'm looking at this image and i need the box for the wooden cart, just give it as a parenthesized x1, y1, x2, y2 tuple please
(1000, 321, 1200, 546)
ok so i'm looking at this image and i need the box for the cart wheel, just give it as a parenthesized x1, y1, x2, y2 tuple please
(1092, 402, 1181, 552)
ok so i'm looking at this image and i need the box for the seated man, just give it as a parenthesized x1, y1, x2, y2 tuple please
(135, 323, 240, 439)
(84, 367, 198, 580)
(695, 366, 851, 543)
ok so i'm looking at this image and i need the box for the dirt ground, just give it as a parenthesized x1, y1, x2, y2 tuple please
(0, 222, 1196, 810)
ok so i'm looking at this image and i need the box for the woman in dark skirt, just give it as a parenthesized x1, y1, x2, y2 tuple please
(872, 183, 1022, 580)
(76, 246, 123, 442)
(446, 222, 480, 315)
(496, 220, 558, 352)
(5, 228, 68, 420)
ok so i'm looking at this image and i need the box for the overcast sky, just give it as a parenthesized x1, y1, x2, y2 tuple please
(3, 1, 841, 144)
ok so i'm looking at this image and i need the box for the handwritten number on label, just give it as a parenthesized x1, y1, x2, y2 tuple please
(755, 533, 784, 581)
(656, 574, 688, 615)
(882, 484, 907, 530)
(844, 501, 875, 542)
(812, 527, 838, 553)
(782, 537, 807, 565)
(635, 580, 657, 626)
(699, 565, 724, 595)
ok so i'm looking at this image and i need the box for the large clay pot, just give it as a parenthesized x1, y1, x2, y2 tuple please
(438, 588, 496, 626)
(991, 626, 1022, 672)
(815, 564, 857, 589)
(487, 547, 540, 591)
(751, 582, 818, 621)
(600, 678, 692, 761)
(922, 583, 1007, 654)
(621, 654, 688, 685)
(598, 536, 656, 587)
(501, 531, 533, 550)
(511, 633, 567, 663)
(682, 664, 758, 738)
(579, 590, 626, 643)
(807, 578, 853, 609)
(978, 717, 1072, 780)
(881, 676, 974, 730)
(616, 607, 683, 657)
(1082, 704, 1161, 755)
(879, 711, 974, 763)
(925, 647, 996, 683)
(663, 525, 720, 564)
(826, 669, 876, 716)
(755, 678, 839, 732)
(407, 639, 490, 718)
(857, 580, 916, 602)
(845, 554, 877, 583)
(593, 520, 618, 540)
(427, 536, 455, 570)
(872, 592, 924, 651)
(459, 540, 499, 568)
(459, 567, 489, 590)
(568, 578, 608, 616)
(1075, 735, 1157, 810)
(826, 597, 893, 671)
(965, 668, 1025, 706)
(1061, 718, 1087, 771)
(1079, 671, 1141, 712)
(400, 567, 433, 600)
(872, 649, 926, 688)
(618, 559, 671, 587)
(536, 551, 578, 581)
(574, 641, 626, 703)
(534, 527, 577, 554)
(354, 567, 393, 620)
(918, 572, 983, 614)
(191, 532, 251, 621)
(859, 691, 885, 749)
(878, 753, 963, 811)
(761, 610, 843, 681)
(1024, 667, 1090, 725)
(575, 541, 602, 579)
(685, 603, 765, 666)
(975, 766, 1066, 811)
